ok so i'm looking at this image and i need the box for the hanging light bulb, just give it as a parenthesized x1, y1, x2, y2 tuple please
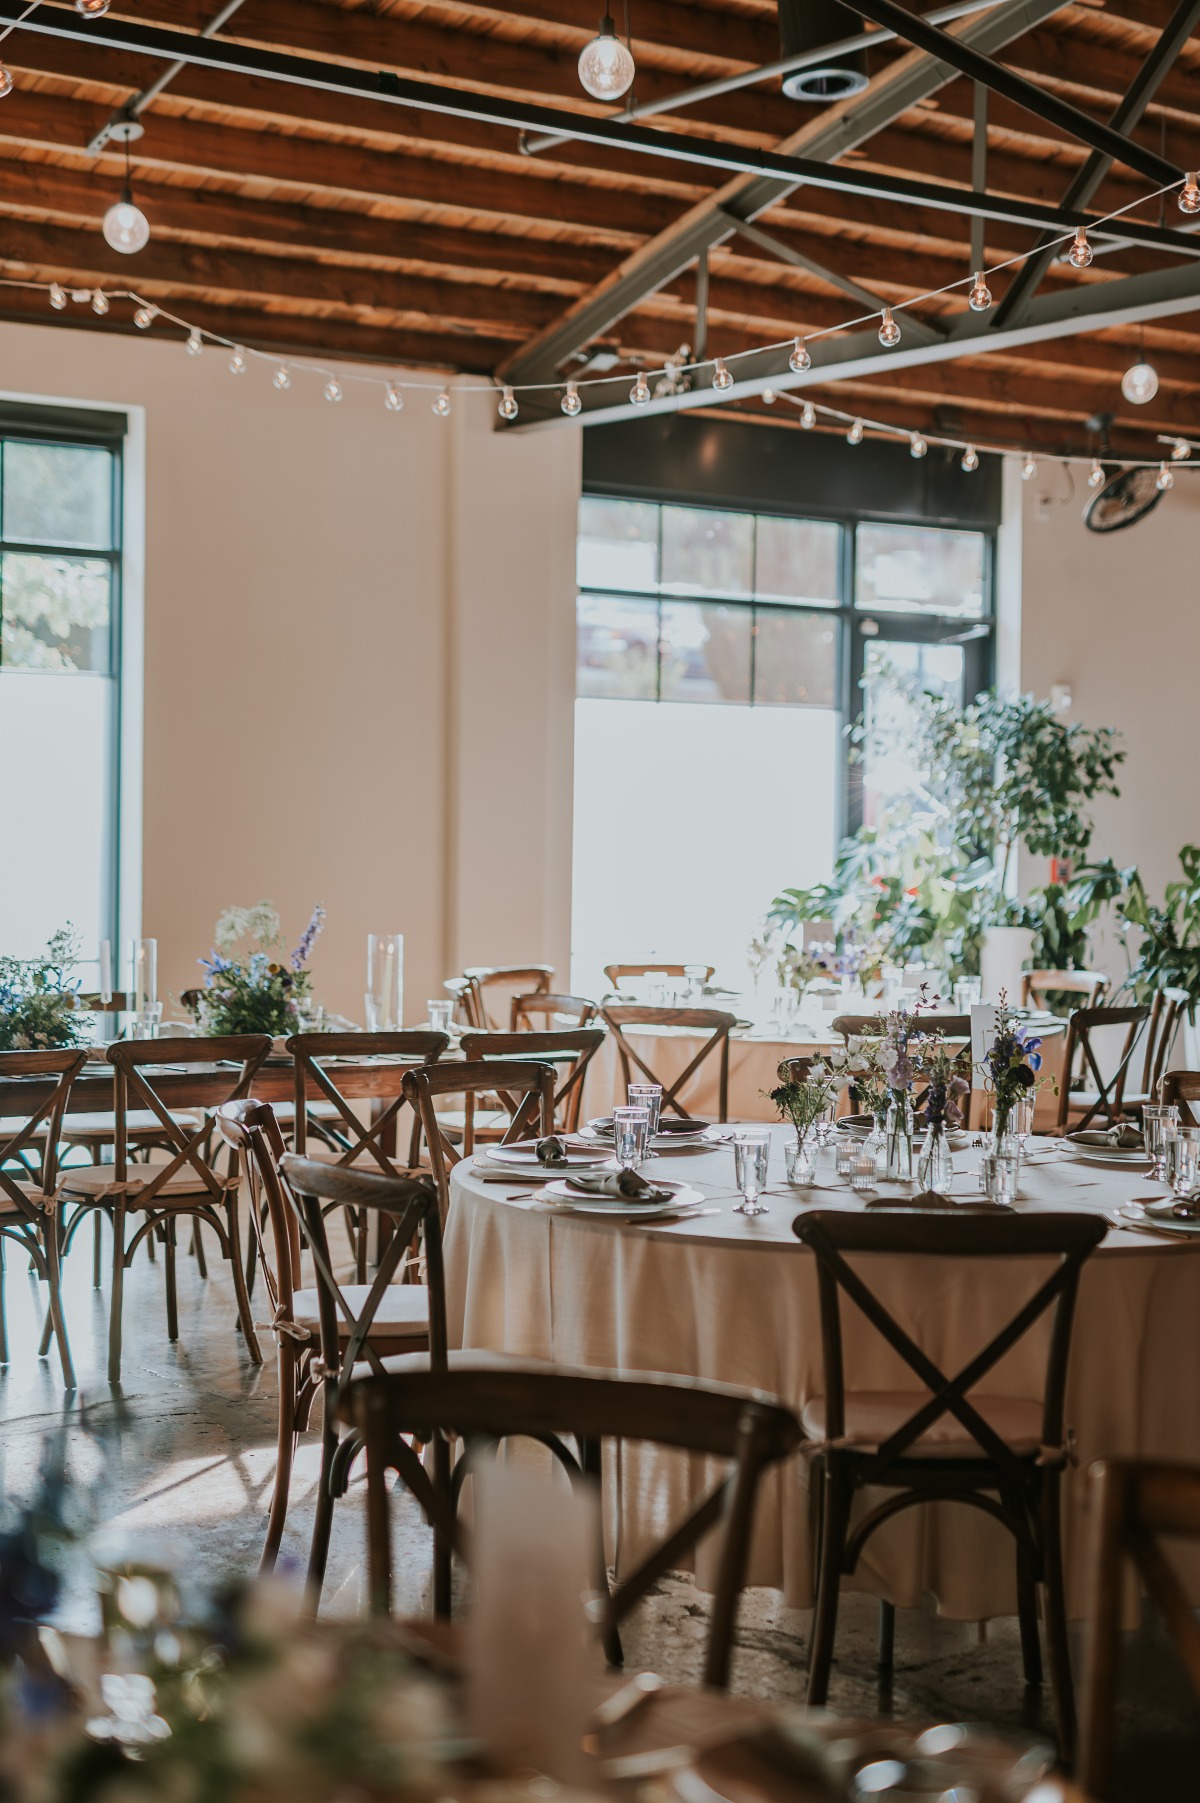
(185, 327, 203, 357)
(847, 418, 864, 445)
(498, 385, 519, 420)
(1021, 453, 1037, 481)
(1157, 460, 1174, 491)
(801, 402, 816, 429)
(878, 306, 902, 348)
(561, 380, 583, 415)
(75, 0, 111, 15)
(1121, 360, 1159, 404)
(272, 365, 291, 391)
(433, 387, 452, 418)
(630, 372, 651, 405)
(0, 64, 13, 99)
(961, 444, 979, 472)
(1088, 458, 1105, 488)
(91, 289, 109, 316)
(132, 303, 156, 329)
(762, 387, 777, 405)
(909, 431, 928, 459)
(1067, 226, 1093, 269)
(228, 346, 246, 375)
(968, 271, 992, 312)
(323, 377, 343, 403)
(48, 282, 66, 311)
(788, 336, 811, 373)
(1172, 437, 1191, 461)
(384, 383, 404, 413)
(577, 11, 635, 100)
(102, 195, 149, 254)
(1179, 172, 1200, 216)
(711, 358, 733, 391)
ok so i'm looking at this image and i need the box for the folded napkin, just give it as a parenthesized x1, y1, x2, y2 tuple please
(656, 1116, 707, 1136)
(865, 1187, 959, 1212)
(563, 1169, 668, 1203)
(1067, 1125, 1144, 1149)
(535, 1135, 568, 1165)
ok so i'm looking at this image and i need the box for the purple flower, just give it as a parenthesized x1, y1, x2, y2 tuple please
(291, 903, 326, 972)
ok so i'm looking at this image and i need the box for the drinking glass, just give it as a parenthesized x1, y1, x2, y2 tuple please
(785, 1137, 817, 1185)
(954, 976, 983, 1012)
(613, 1106, 650, 1170)
(627, 1083, 662, 1155)
(1144, 1103, 1179, 1181)
(1012, 1094, 1035, 1145)
(835, 1137, 859, 1184)
(733, 1130, 770, 1215)
(1169, 1124, 1200, 1196)
(851, 1145, 878, 1193)
(645, 970, 669, 1006)
(881, 963, 904, 1005)
(366, 933, 403, 1031)
(684, 964, 708, 1003)
(130, 1002, 163, 1041)
(815, 1099, 838, 1146)
(427, 998, 454, 1034)
(130, 938, 157, 1013)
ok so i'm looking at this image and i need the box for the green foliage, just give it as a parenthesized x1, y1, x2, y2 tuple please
(1120, 845, 1200, 1018)
(767, 1061, 839, 1141)
(0, 928, 85, 1051)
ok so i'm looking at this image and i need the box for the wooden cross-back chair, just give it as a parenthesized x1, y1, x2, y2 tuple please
(603, 962, 715, 993)
(1054, 1004, 1152, 1133)
(1160, 1068, 1200, 1126)
(216, 1104, 442, 1604)
(510, 991, 598, 1033)
(1119, 986, 1190, 1114)
(0, 1049, 87, 1388)
(287, 1030, 449, 1280)
(338, 1363, 802, 1689)
(460, 1029, 603, 1135)
(59, 1035, 271, 1384)
(401, 1060, 556, 1221)
(460, 965, 554, 1032)
(1079, 1459, 1200, 1799)
(1021, 969, 1109, 1014)
(600, 1005, 737, 1122)
(792, 1209, 1106, 1755)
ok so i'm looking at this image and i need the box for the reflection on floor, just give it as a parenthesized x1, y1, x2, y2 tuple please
(1, 1222, 1197, 1800)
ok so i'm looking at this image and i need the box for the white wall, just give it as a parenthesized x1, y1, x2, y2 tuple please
(0, 321, 581, 1019)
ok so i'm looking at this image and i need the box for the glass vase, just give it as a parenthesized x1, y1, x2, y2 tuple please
(785, 1132, 818, 1185)
(918, 1123, 953, 1193)
(884, 1094, 914, 1183)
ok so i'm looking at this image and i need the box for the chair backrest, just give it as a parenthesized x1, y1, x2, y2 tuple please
(1021, 968, 1109, 1012)
(461, 966, 554, 1032)
(600, 1005, 737, 1122)
(215, 1097, 299, 1323)
(604, 962, 714, 993)
(1055, 1005, 1152, 1131)
(106, 1035, 272, 1205)
(460, 1029, 604, 1134)
(338, 1363, 801, 1686)
(76, 991, 130, 1014)
(0, 1048, 88, 1213)
(1079, 1458, 1200, 1799)
(1161, 1068, 1200, 1126)
(1138, 986, 1190, 1100)
(510, 991, 598, 1033)
(793, 1210, 1105, 1485)
(287, 1030, 449, 1175)
(401, 1059, 557, 1219)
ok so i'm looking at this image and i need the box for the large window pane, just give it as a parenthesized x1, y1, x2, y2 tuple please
(856, 523, 986, 618)
(577, 496, 659, 592)
(755, 515, 840, 605)
(754, 609, 837, 706)
(1, 551, 112, 671)
(660, 601, 751, 703)
(3, 441, 114, 550)
(861, 640, 965, 829)
(576, 593, 658, 699)
(660, 505, 753, 598)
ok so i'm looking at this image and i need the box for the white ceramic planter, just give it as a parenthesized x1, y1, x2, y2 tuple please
(980, 926, 1034, 1006)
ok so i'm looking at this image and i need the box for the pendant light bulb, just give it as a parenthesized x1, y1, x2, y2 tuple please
(968, 271, 992, 312)
(102, 196, 149, 254)
(961, 444, 979, 472)
(847, 418, 864, 446)
(0, 64, 13, 99)
(1157, 461, 1174, 491)
(561, 380, 583, 415)
(75, 0, 111, 15)
(909, 430, 927, 459)
(1021, 453, 1037, 481)
(711, 358, 733, 391)
(1088, 458, 1105, 488)
(1172, 437, 1191, 462)
(788, 336, 811, 373)
(48, 282, 66, 311)
(498, 385, 518, 420)
(1179, 173, 1200, 216)
(132, 303, 156, 330)
(384, 383, 404, 413)
(272, 365, 291, 391)
(186, 328, 203, 357)
(630, 372, 651, 405)
(801, 402, 816, 429)
(433, 387, 452, 417)
(577, 11, 635, 100)
(323, 377, 343, 403)
(91, 289, 109, 316)
(1121, 360, 1158, 404)
(878, 306, 902, 348)
(1067, 226, 1093, 269)
(762, 388, 776, 405)
(228, 346, 246, 375)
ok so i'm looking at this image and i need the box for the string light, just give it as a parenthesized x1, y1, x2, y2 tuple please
(498, 385, 518, 420)
(132, 303, 156, 329)
(0, 65, 12, 99)
(577, 11, 635, 99)
(1157, 461, 1174, 491)
(1088, 458, 1105, 487)
(48, 282, 66, 311)
(228, 346, 246, 375)
(968, 271, 992, 312)
(1179, 173, 1200, 215)
(562, 379, 583, 415)
(909, 430, 928, 458)
(961, 444, 978, 472)
(711, 358, 733, 391)
(272, 365, 291, 390)
(801, 402, 816, 429)
(630, 372, 651, 404)
(1122, 360, 1158, 404)
(75, 0, 111, 14)
(1068, 226, 1094, 269)
(847, 418, 864, 445)
(1172, 437, 1191, 461)
(323, 377, 343, 403)
(878, 307, 902, 348)
(788, 336, 811, 373)
(385, 383, 404, 412)
(1021, 453, 1037, 481)
(91, 289, 108, 316)
(185, 328, 203, 357)
(433, 388, 452, 417)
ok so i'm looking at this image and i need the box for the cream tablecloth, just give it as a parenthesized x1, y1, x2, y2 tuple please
(444, 1124, 1200, 1622)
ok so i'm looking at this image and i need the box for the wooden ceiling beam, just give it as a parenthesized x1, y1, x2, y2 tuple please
(399, 0, 781, 68)
(1011, 24, 1200, 116)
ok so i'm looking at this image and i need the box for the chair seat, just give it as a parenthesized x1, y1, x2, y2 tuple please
(294, 1147, 426, 1178)
(801, 1391, 1045, 1458)
(290, 1283, 430, 1340)
(0, 1179, 50, 1218)
(2, 1109, 202, 1144)
(60, 1158, 239, 1201)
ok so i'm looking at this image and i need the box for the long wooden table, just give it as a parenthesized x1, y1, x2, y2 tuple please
(0, 1055, 415, 1118)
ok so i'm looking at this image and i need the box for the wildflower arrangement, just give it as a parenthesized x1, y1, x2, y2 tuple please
(188, 903, 325, 1037)
(0, 928, 85, 1052)
(814, 1036, 893, 1116)
(767, 1059, 839, 1147)
(882, 983, 938, 1098)
(980, 989, 1048, 1140)
(914, 1033, 970, 1134)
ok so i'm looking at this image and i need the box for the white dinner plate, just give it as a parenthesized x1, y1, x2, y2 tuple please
(579, 1125, 715, 1150)
(485, 1141, 610, 1167)
(1063, 1144, 1150, 1167)
(540, 1179, 704, 1216)
(1119, 1202, 1200, 1236)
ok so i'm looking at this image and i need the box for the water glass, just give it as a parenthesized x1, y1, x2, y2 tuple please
(1144, 1103, 1179, 1181)
(954, 976, 982, 1012)
(881, 963, 904, 1005)
(684, 963, 708, 1003)
(427, 998, 454, 1034)
(645, 970, 669, 1006)
(851, 1145, 878, 1193)
(628, 1083, 662, 1153)
(129, 1001, 163, 1041)
(785, 1137, 817, 1185)
(297, 999, 326, 1034)
(613, 1105, 650, 1170)
(982, 1145, 1019, 1205)
(835, 1137, 859, 1184)
(366, 933, 403, 1032)
(733, 1131, 770, 1215)
(1169, 1124, 1200, 1195)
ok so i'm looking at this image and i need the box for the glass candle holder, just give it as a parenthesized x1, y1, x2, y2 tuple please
(130, 938, 157, 1013)
(366, 933, 403, 1031)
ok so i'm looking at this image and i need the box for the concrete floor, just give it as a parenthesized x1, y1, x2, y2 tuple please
(1, 1216, 1197, 1800)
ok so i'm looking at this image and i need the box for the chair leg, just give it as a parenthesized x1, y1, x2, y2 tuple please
(261, 1346, 298, 1573)
(877, 1599, 896, 1675)
(191, 1221, 208, 1279)
(579, 1436, 622, 1667)
(1016, 1540, 1044, 1686)
(92, 1209, 103, 1288)
(226, 1199, 262, 1365)
(305, 1388, 338, 1611)
(164, 1216, 179, 1342)
(42, 1223, 76, 1391)
(0, 1238, 8, 1366)
(108, 1202, 126, 1386)
(1041, 1472, 1077, 1763)
(432, 1432, 453, 1621)
(807, 1460, 849, 1707)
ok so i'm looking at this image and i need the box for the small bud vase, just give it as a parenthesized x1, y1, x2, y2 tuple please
(885, 1094, 914, 1183)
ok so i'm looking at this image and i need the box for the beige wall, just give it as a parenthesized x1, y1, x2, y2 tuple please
(0, 321, 580, 1019)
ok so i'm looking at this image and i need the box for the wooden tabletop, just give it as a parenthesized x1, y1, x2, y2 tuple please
(0, 1055, 418, 1117)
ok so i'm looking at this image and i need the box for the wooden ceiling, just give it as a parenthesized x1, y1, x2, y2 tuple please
(1, 0, 1199, 455)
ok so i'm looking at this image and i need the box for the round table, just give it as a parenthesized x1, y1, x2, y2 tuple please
(443, 1125, 1200, 1622)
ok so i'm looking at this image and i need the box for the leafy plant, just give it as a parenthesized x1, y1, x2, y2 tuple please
(767, 1060, 839, 1145)
(1120, 846, 1200, 1019)
(0, 928, 85, 1052)
(188, 903, 324, 1038)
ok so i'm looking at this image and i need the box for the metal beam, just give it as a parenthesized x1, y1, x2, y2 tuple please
(85, 0, 249, 155)
(838, 0, 1179, 185)
(496, 0, 1078, 386)
(722, 209, 945, 343)
(969, 83, 988, 271)
(991, 0, 1200, 327)
(693, 249, 709, 364)
(513, 253, 1200, 428)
